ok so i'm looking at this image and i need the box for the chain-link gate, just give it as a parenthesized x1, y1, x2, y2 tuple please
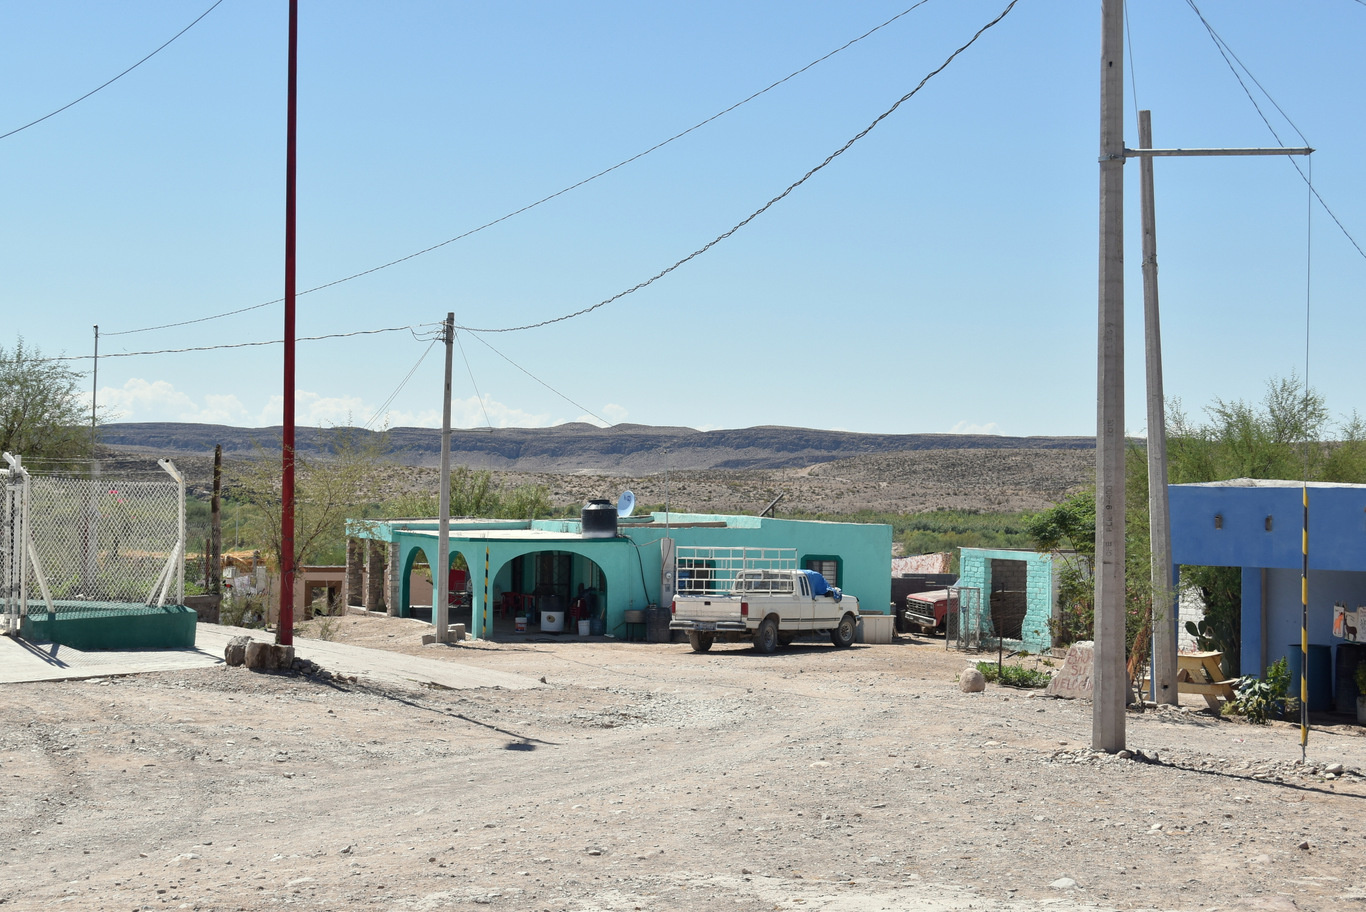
(1, 453, 185, 637)
(1, 455, 28, 636)
(945, 586, 991, 651)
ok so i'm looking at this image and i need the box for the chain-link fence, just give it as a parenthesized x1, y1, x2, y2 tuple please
(1, 456, 184, 631)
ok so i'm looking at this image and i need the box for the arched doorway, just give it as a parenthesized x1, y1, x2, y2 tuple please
(486, 549, 608, 639)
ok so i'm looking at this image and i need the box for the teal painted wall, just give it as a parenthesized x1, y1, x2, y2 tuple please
(22, 605, 197, 650)
(958, 548, 1055, 652)
(353, 513, 892, 640)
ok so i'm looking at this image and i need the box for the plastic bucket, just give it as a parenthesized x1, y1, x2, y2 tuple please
(578, 619, 591, 636)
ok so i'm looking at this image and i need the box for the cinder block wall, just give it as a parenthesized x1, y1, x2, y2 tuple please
(958, 549, 1054, 653)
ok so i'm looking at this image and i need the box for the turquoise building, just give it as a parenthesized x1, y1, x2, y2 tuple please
(956, 547, 1063, 653)
(346, 512, 892, 640)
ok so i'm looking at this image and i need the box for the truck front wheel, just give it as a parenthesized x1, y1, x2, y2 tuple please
(687, 631, 714, 653)
(753, 617, 779, 654)
(830, 614, 857, 648)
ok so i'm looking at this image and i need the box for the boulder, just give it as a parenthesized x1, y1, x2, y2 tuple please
(224, 635, 251, 667)
(959, 667, 986, 693)
(244, 642, 295, 671)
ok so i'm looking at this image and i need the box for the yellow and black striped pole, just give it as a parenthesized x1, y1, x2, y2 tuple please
(1301, 483, 1309, 757)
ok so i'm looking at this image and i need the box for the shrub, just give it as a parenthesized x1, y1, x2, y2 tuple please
(1226, 658, 1292, 724)
(975, 661, 1053, 688)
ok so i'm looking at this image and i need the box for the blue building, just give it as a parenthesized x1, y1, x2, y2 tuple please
(1169, 479, 1366, 706)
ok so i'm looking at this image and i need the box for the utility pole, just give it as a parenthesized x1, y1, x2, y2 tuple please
(1125, 123, 1311, 717)
(91, 325, 99, 461)
(279, 0, 299, 647)
(1094, 0, 1127, 752)
(211, 444, 223, 596)
(435, 313, 455, 642)
(1139, 110, 1177, 705)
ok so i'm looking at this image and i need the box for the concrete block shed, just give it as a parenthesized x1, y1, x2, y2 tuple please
(1169, 480, 1366, 706)
(956, 548, 1063, 653)
(346, 511, 891, 641)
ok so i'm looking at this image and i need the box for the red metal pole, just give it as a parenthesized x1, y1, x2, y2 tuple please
(279, 0, 298, 646)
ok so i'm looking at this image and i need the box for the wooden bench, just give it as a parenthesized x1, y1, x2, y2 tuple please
(1143, 651, 1237, 709)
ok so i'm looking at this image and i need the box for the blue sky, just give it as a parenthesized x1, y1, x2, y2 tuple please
(2, 1, 1362, 437)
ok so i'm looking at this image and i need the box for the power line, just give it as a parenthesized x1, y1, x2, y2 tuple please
(454, 331, 495, 431)
(363, 337, 440, 430)
(102, 1, 936, 339)
(1185, 0, 1366, 262)
(464, 332, 611, 428)
(1, 0, 227, 142)
(455, 0, 1021, 335)
(40, 324, 433, 364)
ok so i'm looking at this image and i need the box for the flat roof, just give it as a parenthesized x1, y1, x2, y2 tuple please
(403, 529, 592, 542)
(1175, 478, 1366, 489)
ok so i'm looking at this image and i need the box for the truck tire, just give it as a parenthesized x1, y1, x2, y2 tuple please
(830, 613, 857, 648)
(753, 617, 779, 654)
(687, 631, 714, 653)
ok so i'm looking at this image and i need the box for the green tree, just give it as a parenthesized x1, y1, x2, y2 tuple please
(1168, 373, 1331, 484)
(1024, 446, 1154, 656)
(0, 338, 92, 469)
(376, 466, 552, 522)
(231, 426, 393, 569)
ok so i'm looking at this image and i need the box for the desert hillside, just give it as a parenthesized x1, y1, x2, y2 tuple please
(97, 422, 1096, 515)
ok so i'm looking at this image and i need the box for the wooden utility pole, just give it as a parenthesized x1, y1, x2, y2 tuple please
(1138, 110, 1178, 705)
(435, 313, 455, 641)
(1095, 0, 1127, 752)
(211, 444, 223, 596)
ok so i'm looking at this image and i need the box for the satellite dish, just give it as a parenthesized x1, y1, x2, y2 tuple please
(617, 490, 636, 517)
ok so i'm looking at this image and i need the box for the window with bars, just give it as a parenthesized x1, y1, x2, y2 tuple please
(804, 558, 839, 588)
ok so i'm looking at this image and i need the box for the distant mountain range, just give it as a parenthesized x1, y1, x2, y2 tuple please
(98, 422, 1094, 474)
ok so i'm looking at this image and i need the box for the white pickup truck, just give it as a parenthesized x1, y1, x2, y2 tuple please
(667, 547, 860, 653)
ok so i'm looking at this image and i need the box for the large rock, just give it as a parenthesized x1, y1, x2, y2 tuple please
(224, 635, 251, 667)
(959, 667, 986, 693)
(1044, 641, 1095, 700)
(244, 642, 295, 671)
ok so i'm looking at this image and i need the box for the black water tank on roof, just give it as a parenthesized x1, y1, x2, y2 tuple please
(581, 499, 618, 539)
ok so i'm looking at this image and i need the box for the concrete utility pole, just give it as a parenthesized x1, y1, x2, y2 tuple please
(435, 313, 455, 641)
(1139, 110, 1178, 705)
(1094, 0, 1128, 752)
(1127, 122, 1311, 713)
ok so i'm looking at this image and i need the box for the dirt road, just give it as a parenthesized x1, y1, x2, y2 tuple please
(3, 615, 1364, 911)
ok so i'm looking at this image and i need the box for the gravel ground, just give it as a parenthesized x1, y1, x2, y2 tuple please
(2, 615, 1364, 912)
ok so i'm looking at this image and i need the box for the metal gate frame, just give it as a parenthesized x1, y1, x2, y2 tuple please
(2, 453, 29, 636)
(945, 586, 989, 652)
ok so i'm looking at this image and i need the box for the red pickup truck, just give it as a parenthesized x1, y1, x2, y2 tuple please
(902, 588, 956, 636)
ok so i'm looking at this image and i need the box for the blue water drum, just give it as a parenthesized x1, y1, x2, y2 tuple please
(1285, 644, 1333, 712)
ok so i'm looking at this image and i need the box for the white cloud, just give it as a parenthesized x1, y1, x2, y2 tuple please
(949, 420, 1000, 435)
(98, 378, 249, 424)
(100, 379, 569, 430)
